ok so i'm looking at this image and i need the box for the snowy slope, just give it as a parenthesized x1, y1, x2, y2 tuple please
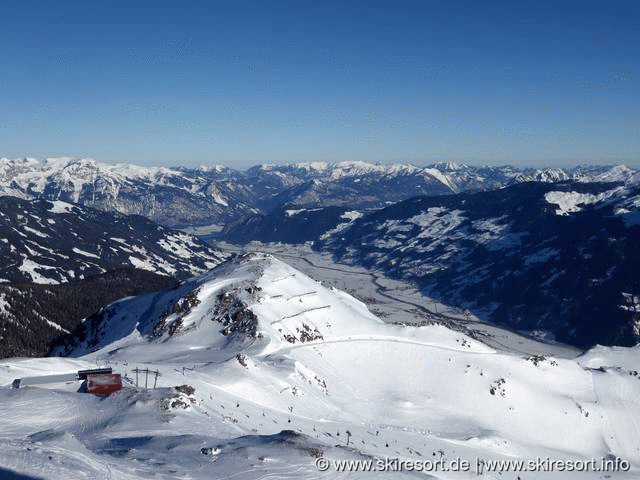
(0, 196, 225, 284)
(1, 254, 637, 479)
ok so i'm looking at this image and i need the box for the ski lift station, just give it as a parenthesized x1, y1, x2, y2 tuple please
(11, 368, 123, 395)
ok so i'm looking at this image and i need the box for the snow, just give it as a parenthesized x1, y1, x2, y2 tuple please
(319, 211, 364, 241)
(1, 254, 639, 479)
(473, 219, 524, 251)
(285, 208, 306, 216)
(72, 247, 101, 259)
(424, 167, 455, 190)
(273, 160, 422, 181)
(129, 255, 168, 272)
(341, 210, 363, 221)
(48, 200, 75, 214)
(293, 162, 329, 172)
(212, 192, 228, 206)
(18, 259, 59, 284)
(612, 193, 640, 226)
(590, 165, 635, 183)
(544, 189, 621, 215)
(23, 226, 49, 238)
(0, 293, 10, 315)
(410, 208, 466, 237)
(208, 187, 228, 207)
(44, 319, 70, 333)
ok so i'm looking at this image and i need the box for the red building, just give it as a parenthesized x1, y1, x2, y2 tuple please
(86, 373, 122, 395)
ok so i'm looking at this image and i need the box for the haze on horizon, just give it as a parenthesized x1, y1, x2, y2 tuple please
(0, 0, 638, 170)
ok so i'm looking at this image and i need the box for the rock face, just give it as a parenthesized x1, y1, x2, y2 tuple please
(3, 157, 633, 229)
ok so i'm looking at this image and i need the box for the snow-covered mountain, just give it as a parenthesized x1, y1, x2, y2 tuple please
(0, 157, 258, 228)
(247, 161, 453, 210)
(319, 181, 640, 348)
(0, 196, 225, 284)
(0, 196, 226, 358)
(2, 157, 635, 229)
(1, 253, 639, 479)
(572, 164, 640, 184)
(223, 181, 640, 348)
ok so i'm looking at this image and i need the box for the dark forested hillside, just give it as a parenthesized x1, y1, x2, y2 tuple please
(0, 269, 178, 358)
(319, 182, 640, 348)
(222, 205, 353, 245)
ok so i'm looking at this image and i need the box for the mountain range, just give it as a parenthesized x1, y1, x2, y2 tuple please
(1, 157, 640, 478)
(2, 157, 637, 229)
(0, 196, 224, 284)
(3, 157, 640, 352)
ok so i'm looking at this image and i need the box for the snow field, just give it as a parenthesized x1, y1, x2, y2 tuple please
(1, 254, 639, 478)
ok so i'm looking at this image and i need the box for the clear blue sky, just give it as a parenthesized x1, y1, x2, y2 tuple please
(0, 0, 638, 168)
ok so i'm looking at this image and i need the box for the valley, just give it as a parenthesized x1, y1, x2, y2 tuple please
(217, 242, 582, 359)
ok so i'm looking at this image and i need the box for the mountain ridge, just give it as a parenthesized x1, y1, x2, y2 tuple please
(3, 156, 636, 229)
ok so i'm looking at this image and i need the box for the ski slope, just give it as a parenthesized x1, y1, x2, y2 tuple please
(1, 254, 639, 479)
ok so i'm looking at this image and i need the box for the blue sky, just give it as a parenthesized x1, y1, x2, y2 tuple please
(0, 0, 638, 168)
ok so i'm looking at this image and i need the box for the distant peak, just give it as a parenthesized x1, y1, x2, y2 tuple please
(293, 162, 329, 171)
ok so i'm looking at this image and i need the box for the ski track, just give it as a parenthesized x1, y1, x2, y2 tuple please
(267, 335, 494, 356)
